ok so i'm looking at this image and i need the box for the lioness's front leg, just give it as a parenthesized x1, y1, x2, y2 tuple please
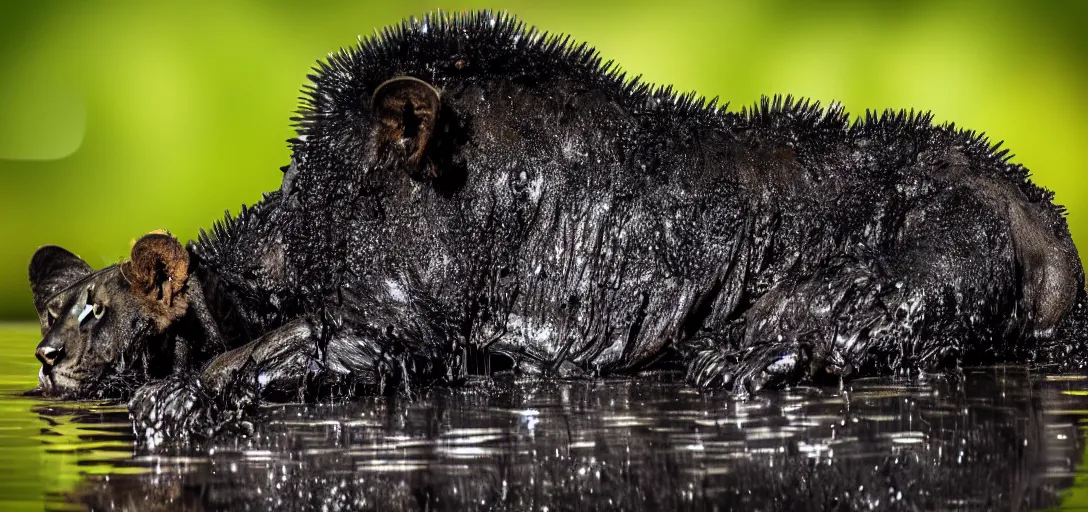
(200, 317, 326, 399)
(129, 317, 323, 448)
(130, 304, 463, 447)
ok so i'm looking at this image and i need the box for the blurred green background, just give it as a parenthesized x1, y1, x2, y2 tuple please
(0, 1, 1085, 319)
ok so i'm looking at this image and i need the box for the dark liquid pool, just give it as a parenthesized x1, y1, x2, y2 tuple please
(2, 323, 1088, 510)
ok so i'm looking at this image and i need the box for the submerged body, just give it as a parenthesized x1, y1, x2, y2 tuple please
(25, 12, 1088, 444)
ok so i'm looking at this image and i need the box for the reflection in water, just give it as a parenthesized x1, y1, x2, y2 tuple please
(48, 371, 1088, 510)
(1, 321, 1088, 510)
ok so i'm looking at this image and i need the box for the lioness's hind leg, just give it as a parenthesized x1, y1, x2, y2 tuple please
(684, 250, 994, 397)
(685, 257, 898, 397)
(685, 189, 1048, 396)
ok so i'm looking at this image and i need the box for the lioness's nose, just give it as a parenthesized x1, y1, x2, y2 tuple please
(36, 346, 61, 366)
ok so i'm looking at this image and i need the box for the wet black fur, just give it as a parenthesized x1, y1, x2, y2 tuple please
(31, 11, 1088, 445)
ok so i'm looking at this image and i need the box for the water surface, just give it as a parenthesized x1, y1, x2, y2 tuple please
(3, 322, 1088, 510)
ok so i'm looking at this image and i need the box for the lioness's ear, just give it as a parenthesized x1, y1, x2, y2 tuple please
(28, 246, 92, 316)
(370, 76, 441, 173)
(122, 233, 189, 322)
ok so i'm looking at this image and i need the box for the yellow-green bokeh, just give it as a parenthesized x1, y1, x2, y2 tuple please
(1, 1, 1085, 319)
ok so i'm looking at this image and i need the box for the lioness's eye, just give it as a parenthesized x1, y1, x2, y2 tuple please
(92, 302, 104, 319)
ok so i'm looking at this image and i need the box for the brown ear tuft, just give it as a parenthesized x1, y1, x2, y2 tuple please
(370, 76, 441, 174)
(122, 232, 189, 326)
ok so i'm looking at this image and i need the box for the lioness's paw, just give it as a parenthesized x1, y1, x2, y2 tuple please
(687, 347, 807, 399)
(129, 374, 255, 449)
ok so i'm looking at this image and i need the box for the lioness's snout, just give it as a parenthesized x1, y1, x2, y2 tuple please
(35, 339, 62, 367)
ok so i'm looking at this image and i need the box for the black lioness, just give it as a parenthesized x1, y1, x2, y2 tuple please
(26, 12, 1088, 445)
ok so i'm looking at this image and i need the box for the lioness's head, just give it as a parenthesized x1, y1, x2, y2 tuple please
(28, 233, 190, 398)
